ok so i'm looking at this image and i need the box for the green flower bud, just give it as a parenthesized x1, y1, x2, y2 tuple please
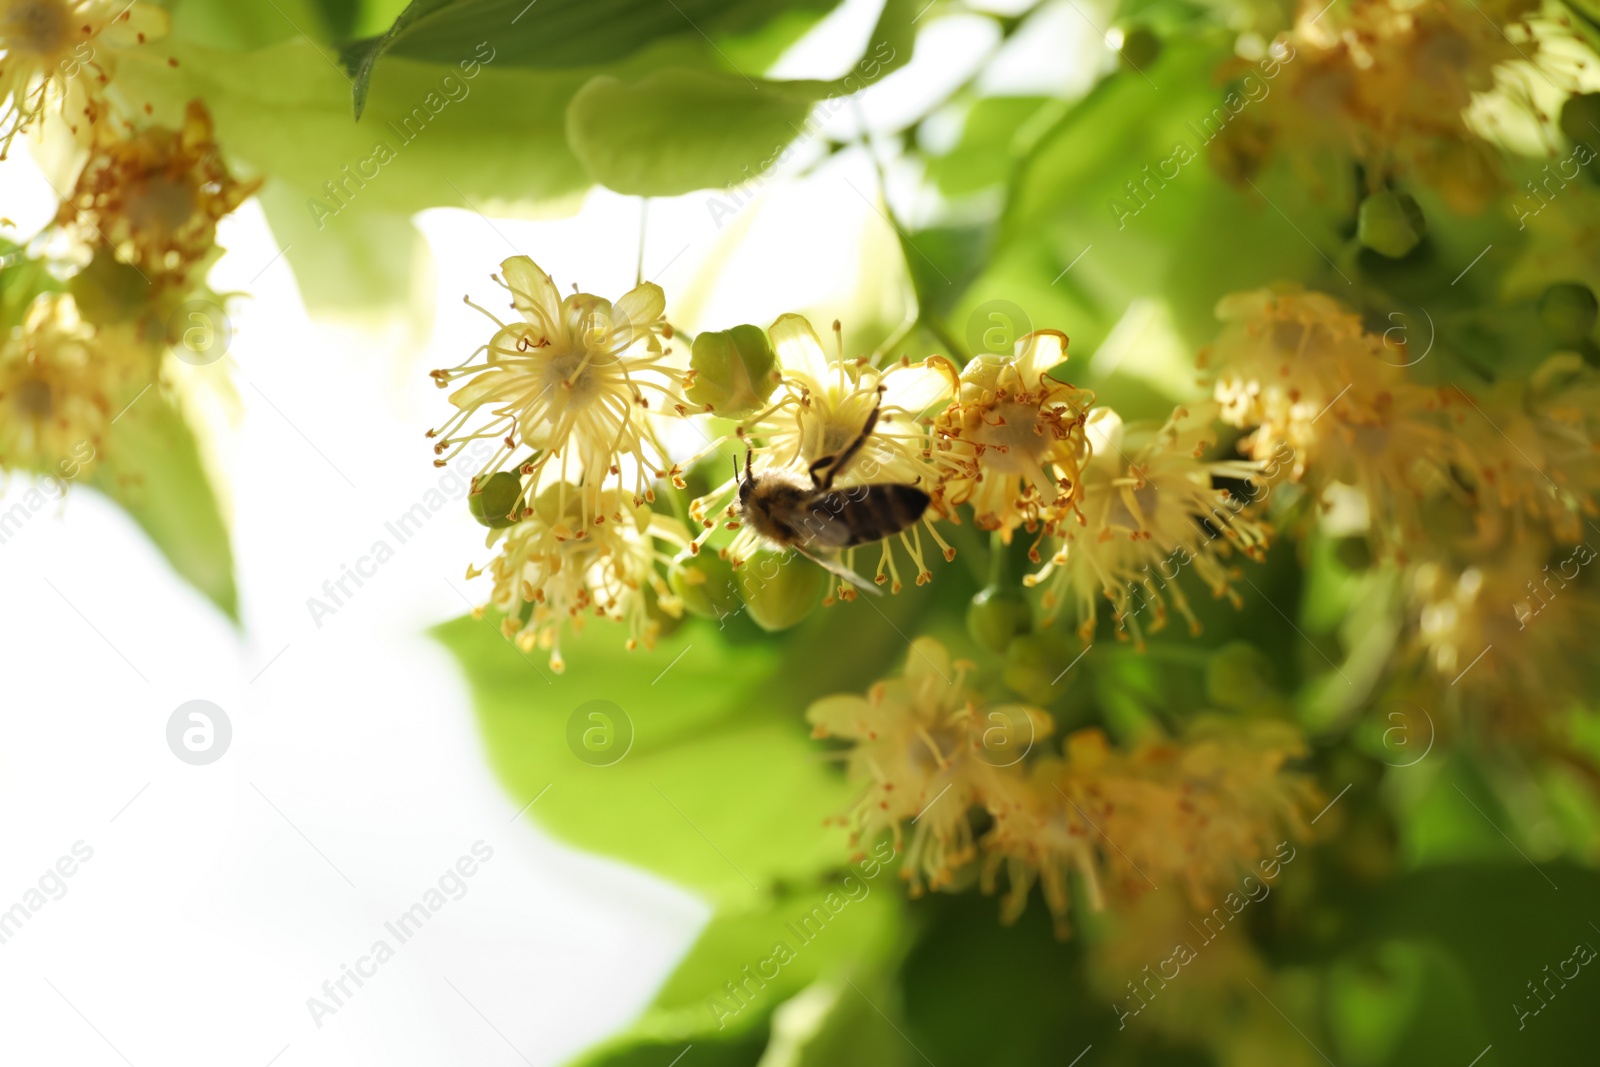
(1333, 536, 1373, 571)
(1539, 282, 1598, 344)
(68, 254, 151, 323)
(1357, 191, 1425, 259)
(736, 549, 824, 631)
(685, 325, 779, 418)
(1205, 641, 1281, 714)
(1002, 632, 1078, 705)
(1117, 26, 1161, 71)
(670, 550, 742, 621)
(967, 586, 1032, 653)
(1559, 92, 1600, 148)
(468, 471, 523, 528)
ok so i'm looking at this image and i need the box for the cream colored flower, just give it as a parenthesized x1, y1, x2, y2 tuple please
(0, 0, 167, 158)
(933, 329, 1094, 542)
(807, 636, 1050, 894)
(56, 99, 259, 285)
(1202, 287, 1461, 548)
(479, 485, 691, 673)
(430, 257, 684, 531)
(691, 313, 957, 594)
(0, 292, 152, 473)
(982, 722, 1318, 938)
(1028, 405, 1271, 646)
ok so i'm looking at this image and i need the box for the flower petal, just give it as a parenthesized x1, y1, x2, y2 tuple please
(1014, 329, 1069, 380)
(770, 313, 832, 388)
(614, 281, 665, 335)
(881, 363, 953, 419)
(501, 256, 562, 334)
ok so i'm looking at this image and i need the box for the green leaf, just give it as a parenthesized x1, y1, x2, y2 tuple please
(925, 96, 1053, 197)
(338, 0, 455, 120)
(566, 68, 823, 196)
(1343, 863, 1600, 1061)
(256, 180, 432, 323)
(90, 390, 238, 621)
(434, 580, 947, 905)
(343, 0, 847, 118)
(168, 0, 338, 49)
(113, 40, 590, 216)
(575, 880, 905, 1064)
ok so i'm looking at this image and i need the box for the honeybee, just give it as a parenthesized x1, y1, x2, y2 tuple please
(736, 387, 931, 593)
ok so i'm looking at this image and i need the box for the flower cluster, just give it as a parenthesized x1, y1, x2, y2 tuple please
(1221, 0, 1551, 207)
(1, 6, 254, 491)
(433, 257, 701, 669)
(808, 639, 1319, 936)
(0, 0, 167, 158)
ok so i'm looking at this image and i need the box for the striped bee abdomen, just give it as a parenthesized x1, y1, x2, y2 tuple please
(803, 484, 930, 549)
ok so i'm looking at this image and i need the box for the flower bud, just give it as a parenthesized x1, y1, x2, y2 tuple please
(966, 586, 1032, 653)
(1002, 632, 1078, 705)
(685, 324, 779, 418)
(468, 471, 523, 528)
(1538, 282, 1598, 344)
(1357, 191, 1425, 259)
(1117, 26, 1161, 71)
(68, 254, 151, 323)
(1205, 641, 1282, 714)
(670, 550, 742, 621)
(735, 549, 824, 631)
(1559, 92, 1600, 148)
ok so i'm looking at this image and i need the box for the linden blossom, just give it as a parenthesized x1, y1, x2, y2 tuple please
(306, 41, 497, 231)
(1113, 840, 1297, 1030)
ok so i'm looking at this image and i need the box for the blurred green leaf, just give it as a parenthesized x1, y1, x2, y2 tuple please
(168, 0, 337, 49)
(926, 96, 1052, 197)
(90, 390, 238, 621)
(343, 0, 846, 117)
(575, 878, 905, 1064)
(114, 40, 590, 217)
(567, 68, 823, 196)
(1343, 863, 1600, 1062)
(256, 180, 433, 322)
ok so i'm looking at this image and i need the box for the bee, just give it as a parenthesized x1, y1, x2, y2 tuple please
(736, 387, 930, 593)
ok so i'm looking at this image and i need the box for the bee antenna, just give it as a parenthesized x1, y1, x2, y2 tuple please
(744, 447, 754, 482)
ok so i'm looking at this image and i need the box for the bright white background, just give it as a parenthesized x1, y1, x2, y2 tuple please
(0, 3, 1101, 1064)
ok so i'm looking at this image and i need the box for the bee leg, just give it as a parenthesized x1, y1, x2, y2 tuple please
(812, 385, 885, 491)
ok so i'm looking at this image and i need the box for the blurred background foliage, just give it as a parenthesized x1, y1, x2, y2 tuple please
(9, 0, 1600, 1063)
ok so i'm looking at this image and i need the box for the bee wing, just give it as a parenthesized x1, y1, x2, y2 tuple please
(793, 546, 883, 597)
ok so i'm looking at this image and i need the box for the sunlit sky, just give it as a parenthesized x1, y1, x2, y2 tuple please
(0, 3, 1107, 1063)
